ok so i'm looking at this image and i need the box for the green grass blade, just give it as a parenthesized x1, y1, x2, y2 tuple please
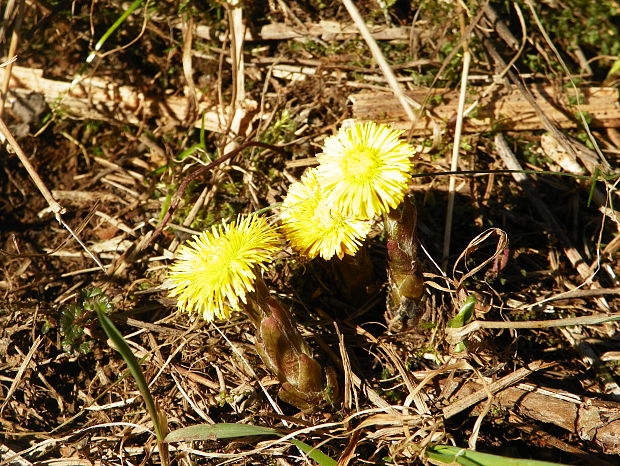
(96, 309, 165, 442)
(166, 423, 336, 466)
(426, 445, 566, 466)
(87, 0, 145, 63)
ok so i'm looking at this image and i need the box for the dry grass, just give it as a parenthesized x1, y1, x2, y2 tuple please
(1, 0, 619, 464)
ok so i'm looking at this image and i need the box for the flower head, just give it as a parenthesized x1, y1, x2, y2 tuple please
(168, 214, 280, 321)
(280, 168, 371, 260)
(315, 121, 414, 219)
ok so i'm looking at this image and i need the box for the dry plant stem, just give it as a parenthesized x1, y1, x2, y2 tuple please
(0, 116, 63, 215)
(335, 322, 355, 410)
(384, 195, 425, 331)
(0, 336, 42, 414)
(146, 141, 287, 250)
(221, 0, 247, 155)
(341, 0, 419, 122)
(0, 0, 23, 116)
(469, 390, 492, 450)
(348, 371, 400, 415)
(481, 2, 519, 50)
(448, 312, 620, 342)
(481, 3, 525, 76)
(442, 10, 473, 269)
(166, 184, 212, 254)
(528, 286, 620, 308)
(0, 444, 32, 466)
(181, 16, 198, 118)
(494, 133, 609, 311)
(227, 0, 245, 105)
(442, 9, 471, 267)
(244, 278, 338, 411)
(354, 324, 428, 413)
(451, 228, 508, 292)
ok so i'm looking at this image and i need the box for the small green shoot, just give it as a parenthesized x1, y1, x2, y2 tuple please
(447, 295, 476, 353)
(447, 295, 476, 329)
(260, 109, 297, 145)
(607, 57, 620, 79)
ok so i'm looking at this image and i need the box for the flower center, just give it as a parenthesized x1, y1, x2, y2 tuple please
(341, 146, 380, 179)
(199, 241, 238, 285)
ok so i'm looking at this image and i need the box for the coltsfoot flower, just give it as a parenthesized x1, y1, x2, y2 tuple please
(168, 214, 280, 321)
(280, 168, 371, 260)
(315, 121, 415, 219)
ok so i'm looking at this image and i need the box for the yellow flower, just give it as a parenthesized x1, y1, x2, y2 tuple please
(315, 121, 414, 219)
(168, 214, 280, 321)
(280, 168, 371, 260)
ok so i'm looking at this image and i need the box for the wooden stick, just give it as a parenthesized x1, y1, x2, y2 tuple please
(450, 376, 620, 455)
(349, 85, 620, 134)
(183, 20, 427, 42)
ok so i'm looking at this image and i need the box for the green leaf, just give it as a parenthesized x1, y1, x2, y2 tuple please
(166, 423, 337, 466)
(165, 423, 278, 441)
(289, 438, 337, 466)
(426, 445, 566, 466)
(447, 295, 476, 328)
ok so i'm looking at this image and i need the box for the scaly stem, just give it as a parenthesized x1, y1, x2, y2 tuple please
(244, 278, 339, 411)
(384, 195, 425, 331)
